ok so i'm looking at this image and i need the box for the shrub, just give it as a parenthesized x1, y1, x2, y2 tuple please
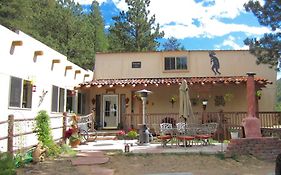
(0, 152, 16, 175)
(127, 130, 138, 139)
(34, 110, 60, 157)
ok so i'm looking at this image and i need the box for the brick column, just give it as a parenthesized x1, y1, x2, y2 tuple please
(242, 72, 262, 138)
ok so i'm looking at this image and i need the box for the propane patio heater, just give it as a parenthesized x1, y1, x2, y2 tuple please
(136, 89, 152, 145)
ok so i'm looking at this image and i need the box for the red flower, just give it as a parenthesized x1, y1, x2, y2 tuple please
(117, 130, 125, 136)
(64, 128, 74, 139)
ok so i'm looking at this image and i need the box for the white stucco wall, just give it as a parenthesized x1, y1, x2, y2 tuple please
(0, 25, 93, 152)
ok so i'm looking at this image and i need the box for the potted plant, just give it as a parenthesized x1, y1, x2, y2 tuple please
(127, 129, 138, 140)
(69, 133, 82, 148)
(229, 128, 239, 139)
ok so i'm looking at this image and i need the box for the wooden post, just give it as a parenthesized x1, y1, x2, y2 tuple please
(62, 112, 67, 143)
(91, 109, 95, 132)
(7, 114, 14, 153)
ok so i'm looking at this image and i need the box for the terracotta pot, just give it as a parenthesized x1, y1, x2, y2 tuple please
(70, 140, 81, 148)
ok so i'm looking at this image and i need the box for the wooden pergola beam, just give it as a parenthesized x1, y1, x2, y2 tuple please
(12, 40, 23, 46)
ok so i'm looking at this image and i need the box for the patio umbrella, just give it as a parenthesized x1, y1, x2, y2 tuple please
(179, 80, 195, 124)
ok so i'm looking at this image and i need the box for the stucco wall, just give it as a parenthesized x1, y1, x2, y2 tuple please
(93, 51, 276, 113)
(0, 25, 93, 151)
(94, 51, 276, 81)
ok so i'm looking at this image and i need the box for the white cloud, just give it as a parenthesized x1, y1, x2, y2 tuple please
(74, 0, 270, 40)
(215, 35, 249, 50)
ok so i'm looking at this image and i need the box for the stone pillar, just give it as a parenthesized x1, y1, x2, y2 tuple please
(242, 72, 262, 138)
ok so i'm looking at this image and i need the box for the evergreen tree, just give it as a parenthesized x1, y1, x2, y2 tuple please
(244, 0, 281, 70)
(90, 0, 108, 52)
(0, 0, 31, 31)
(162, 37, 185, 51)
(108, 0, 164, 52)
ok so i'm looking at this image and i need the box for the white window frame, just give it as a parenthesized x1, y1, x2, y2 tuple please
(51, 85, 65, 112)
(9, 76, 33, 109)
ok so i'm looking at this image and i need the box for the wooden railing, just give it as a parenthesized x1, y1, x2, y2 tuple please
(0, 112, 94, 153)
(123, 111, 281, 135)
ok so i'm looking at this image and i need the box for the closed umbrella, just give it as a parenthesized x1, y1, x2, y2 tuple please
(179, 80, 194, 124)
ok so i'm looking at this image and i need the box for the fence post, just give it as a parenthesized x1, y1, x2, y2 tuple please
(7, 114, 14, 153)
(91, 109, 95, 132)
(62, 112, 67, 144)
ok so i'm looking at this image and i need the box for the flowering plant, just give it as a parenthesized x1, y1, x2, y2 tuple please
(116, 130, 126, 140)
(64, 128, 74, 139)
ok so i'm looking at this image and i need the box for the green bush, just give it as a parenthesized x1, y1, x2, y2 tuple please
(127, 130, 138, 139)
(0, 152, 16, 175)
(34, 110, 61, 157)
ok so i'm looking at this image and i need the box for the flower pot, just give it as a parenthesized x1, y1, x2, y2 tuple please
(230, 132, 239, 139)
(70, 140, 81, 148)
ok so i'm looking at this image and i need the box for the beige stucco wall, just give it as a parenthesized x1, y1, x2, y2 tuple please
(92, 51, 276, 112)
(94, 50, 276, 81)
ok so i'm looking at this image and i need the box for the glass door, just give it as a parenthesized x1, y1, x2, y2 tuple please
(103, 95, 118, 128)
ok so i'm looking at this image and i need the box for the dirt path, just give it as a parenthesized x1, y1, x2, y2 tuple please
(17, 153, 275, 175)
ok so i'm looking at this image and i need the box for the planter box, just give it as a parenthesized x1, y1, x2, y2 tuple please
(230, 132, 239, 139)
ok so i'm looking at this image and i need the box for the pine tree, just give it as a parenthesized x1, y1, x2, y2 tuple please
(162, 37, 184, 51)
(90, 0, 108, 52)
(243, 0, 281, 70)
(108, 0, 164, 52)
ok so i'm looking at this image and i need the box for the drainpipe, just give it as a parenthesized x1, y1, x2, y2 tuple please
(242, 72, 262, 138)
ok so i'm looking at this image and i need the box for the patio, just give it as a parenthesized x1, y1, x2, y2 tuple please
(73, 139, 228, 154)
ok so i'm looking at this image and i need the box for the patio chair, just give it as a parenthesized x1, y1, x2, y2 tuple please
(176, 122, 186, 135)
(176, 122, 195, 147)
(195, 122, 218, 146)
(157, 123, 173, 147)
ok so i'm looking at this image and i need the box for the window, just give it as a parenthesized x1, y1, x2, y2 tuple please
(77, 92, 86, 115)
(9, 76, 33, 108)
(51, 85, 65, 112)
(164, 56, 187, 70)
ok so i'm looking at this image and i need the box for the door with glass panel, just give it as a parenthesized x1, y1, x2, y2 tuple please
(103, 95, 118, 128)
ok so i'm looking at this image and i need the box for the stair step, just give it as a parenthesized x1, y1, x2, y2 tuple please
(96, 130, 120, 137)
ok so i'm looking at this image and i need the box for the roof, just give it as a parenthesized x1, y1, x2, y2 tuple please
(96, 49, 249, 55)
(76, 76, 272, 89)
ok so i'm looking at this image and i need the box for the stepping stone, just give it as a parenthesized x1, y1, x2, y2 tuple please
(76, 151, 105, 157)
(71, 157, 109, 166)
(91, 166, 114, 175)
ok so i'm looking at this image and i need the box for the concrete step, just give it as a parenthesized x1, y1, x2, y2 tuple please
(96, 130, 120, 137)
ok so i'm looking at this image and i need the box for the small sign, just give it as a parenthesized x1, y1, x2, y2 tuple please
(132, 62, 141, 68)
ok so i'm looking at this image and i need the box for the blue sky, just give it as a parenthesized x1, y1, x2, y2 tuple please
(74, 0, 270, 50)
(74, 0, 279, 78)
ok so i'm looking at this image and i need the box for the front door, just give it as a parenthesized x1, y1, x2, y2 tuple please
(103, 95, 118, 129)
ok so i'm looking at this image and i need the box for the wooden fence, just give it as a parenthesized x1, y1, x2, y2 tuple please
(0, 112, 93, 153)
(123, 111, 281, 136)
(0, 113, 69, 153)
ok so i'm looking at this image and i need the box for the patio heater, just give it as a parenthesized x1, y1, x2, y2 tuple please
(136, 89, 152, 145)
(202, 99, 208, 123)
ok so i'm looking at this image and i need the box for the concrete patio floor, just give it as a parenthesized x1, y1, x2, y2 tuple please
(74, 139, 228, 154)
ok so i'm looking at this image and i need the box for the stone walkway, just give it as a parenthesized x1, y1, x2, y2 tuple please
(70, 151, 114, 175)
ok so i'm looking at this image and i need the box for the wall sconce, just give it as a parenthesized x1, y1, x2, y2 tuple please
(202, 99, 208, 110)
